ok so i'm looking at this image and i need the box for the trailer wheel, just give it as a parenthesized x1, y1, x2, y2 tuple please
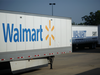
(89, 43, 96, 49)
(72, 44, 76, 52)
(92, 43, 96, 49)
(78, 45, 84, 50)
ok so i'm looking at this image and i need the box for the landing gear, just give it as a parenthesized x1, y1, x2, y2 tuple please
(47, 56, 55, 69)
(89, 43, 96, 49)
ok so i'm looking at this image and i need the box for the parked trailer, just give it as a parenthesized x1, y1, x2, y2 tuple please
(98, 25, 100, 44)
(0, 10, 72, 74)
(72, 25, 98, 50)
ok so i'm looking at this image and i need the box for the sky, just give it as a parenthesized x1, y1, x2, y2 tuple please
(0, 0, 100, 23)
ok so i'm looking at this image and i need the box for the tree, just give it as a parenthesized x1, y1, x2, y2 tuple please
(72, 21, 78, 25)
(78, 22, 85, 25)
(82, 10, 100, 25)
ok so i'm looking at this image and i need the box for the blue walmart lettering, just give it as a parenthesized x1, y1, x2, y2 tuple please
(73, 31, 86, 38)
(2, 23, 43, 42)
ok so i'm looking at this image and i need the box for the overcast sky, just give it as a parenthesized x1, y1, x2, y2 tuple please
(0, 0, 100, 23)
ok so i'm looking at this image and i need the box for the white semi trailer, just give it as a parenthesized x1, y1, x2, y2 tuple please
(98, 25, 100, 44)
(0, 10, 72, 74)
(72, 25, 98, 50)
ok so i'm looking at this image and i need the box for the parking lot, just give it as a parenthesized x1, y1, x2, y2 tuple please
(20, 47, 100, 75)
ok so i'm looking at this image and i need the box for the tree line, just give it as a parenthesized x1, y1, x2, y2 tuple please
(72, 10, 100, 25)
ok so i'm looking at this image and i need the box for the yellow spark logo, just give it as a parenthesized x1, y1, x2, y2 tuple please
(45, 20, 55, 46)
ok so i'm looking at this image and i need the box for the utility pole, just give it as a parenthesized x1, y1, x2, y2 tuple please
(49, 3, 56, 16)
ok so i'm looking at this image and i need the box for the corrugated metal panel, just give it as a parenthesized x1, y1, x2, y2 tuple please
(0, 10, 72, 62)
(0, 10, 71, 20)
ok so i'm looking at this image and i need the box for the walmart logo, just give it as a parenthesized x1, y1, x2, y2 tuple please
(45, 20, 55, 46)
(2, 20, 55, 46)
(2, 23, 43, 42)
(73, 30, 86, 38)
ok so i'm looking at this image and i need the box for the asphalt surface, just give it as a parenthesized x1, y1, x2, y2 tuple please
(19, 47, 100, 75)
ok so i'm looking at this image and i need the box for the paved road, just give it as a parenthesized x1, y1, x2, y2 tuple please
(20, 47, 100, 75)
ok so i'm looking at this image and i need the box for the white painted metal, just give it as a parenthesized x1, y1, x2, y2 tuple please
(55, 18, 61, 47)
(61, 19, 67, 47)
(49, 18, 55, 48)
(66, 19, 72, 46)
(25, 15, 34, 50)
(72, 26, 98, 37)
(0, 10, 72, 74)
(10, 60, 27, 71)
(0, 12, 6, 52)
(10, 59, 48, 71)
(6, 13, 16, 51)
(34, 16, 41, 49)
(0, 10, 72, 53)
(26, 60, 39, 68)
(16, 14, 26, 51)
(41, 17, 49, 48)
(38, 59, 48, 65)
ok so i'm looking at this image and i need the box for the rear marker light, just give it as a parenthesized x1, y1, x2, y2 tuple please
(35, 55, 37, 57)
(37, 55, 39, 56)
(49, 53, 51, 55)
(69, 51, 71, 53)
(44, 54, 46, 55)
(10, 58, 13, 60)
(1, 59, 5, 61)
(17, 57, 20, 59)
(28, 56, 31, 57)
(21, 57, 24, 58)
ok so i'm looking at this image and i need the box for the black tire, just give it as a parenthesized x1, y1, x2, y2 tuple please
(92, 43, 96, 49)
(78, 45, 84, 50)
(89, 44, 96, 49)
(72, 44, 76, 52)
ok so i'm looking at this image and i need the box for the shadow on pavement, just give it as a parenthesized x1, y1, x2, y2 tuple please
(14, 69, 40, 75)
(76, 68, 100, 75)
(73, 47, 100, 53)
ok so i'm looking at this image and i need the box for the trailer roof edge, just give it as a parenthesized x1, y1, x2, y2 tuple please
(0, 10, 71, 20)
